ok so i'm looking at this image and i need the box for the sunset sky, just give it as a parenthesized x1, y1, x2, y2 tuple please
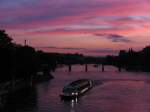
(1, 0, 150, 56)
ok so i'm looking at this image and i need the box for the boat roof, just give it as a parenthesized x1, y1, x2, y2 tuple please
(64, 79, 90, 89)
(70, 79, 89, 86)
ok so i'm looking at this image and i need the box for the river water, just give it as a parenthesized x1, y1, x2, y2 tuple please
(4, 65, 150, 112)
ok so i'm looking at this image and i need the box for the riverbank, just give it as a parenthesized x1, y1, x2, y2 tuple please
(0, 72, 54, 107)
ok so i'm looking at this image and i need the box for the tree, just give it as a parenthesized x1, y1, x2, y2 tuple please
(0, 30, 14, 82)
(0, 30, 12, 48)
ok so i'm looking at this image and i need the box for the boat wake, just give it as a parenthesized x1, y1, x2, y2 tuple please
(92, 80, 103, 87)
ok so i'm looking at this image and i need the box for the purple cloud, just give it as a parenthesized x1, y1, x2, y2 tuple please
(95, 33, 132, 43)
(36, 46, 118, 56)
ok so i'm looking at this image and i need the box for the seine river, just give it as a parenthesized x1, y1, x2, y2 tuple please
(4, 65, 150, 112)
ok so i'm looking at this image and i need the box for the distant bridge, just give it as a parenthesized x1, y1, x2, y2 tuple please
(66, 64, 122, 72)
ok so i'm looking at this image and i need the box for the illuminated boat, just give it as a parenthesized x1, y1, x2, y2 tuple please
(60, 79, 93, 99)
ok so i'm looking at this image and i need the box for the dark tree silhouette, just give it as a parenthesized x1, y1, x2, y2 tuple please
(106, 46, 150, 72)
(0, 30, 13, 48)
(0, 30, 14, 82)
(0, 29, 56, 84)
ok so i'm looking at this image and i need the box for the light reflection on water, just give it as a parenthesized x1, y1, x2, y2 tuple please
(3, 65, 150, 112)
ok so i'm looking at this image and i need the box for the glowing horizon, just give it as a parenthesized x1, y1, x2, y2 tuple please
(1, 0, 150, 56)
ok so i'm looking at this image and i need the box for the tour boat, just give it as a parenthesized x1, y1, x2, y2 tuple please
(60, 79, 93, 99)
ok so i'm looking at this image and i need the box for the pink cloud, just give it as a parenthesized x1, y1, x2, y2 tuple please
(1, 0, 150, 55)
